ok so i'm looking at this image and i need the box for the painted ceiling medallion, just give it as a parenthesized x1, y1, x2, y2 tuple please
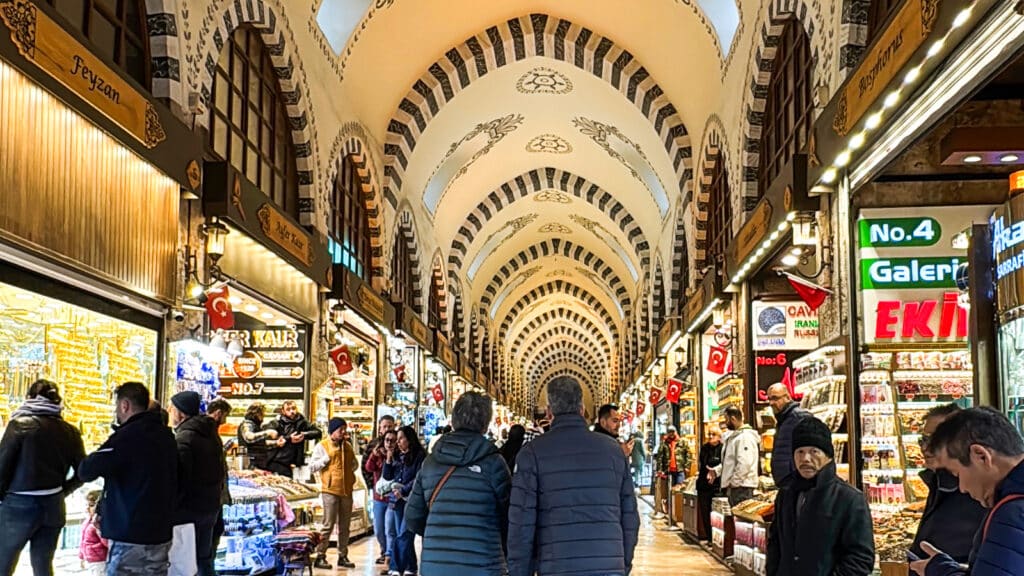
(540, 223, 572, 234)
(516, 67, 573, 95)
(526, 134, 572, 154)
(533, 190, 572, 203)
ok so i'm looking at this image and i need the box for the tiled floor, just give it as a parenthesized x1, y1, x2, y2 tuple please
(312, 499, 731, 575)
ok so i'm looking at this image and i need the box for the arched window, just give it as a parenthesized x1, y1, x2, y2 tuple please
(47, 0, 150, 86)
(329, 156, 372, 280)
(209, 26, 299, 217)
(707, 152, 732, 267)
(428, 267, 444, 332)
(391, 227, 417, 312)
(867, 0, 900, 44)
(758, 20, 814, 198)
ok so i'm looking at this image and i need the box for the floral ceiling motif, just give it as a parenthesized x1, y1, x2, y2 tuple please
(539, 223, 572, 234)
(526, 134, 573, 154)
(533, 190, 573, 204)
(516, 67, 573, 95)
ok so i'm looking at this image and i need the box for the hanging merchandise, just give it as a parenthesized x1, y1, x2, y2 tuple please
(204, 286, 235, 330)
(665, 377, 683, 405)
(329, 344, 354, 375)
(649, 387, 663, 405)
(706, 345, 730, 375)
(636, 400, 645, 416)
(381, 336, 418, 428)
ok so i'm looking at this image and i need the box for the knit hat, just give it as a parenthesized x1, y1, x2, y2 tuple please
(328, 417, 347, 435)
(170, 391, 201, 418)
(792, 417, 834, 458)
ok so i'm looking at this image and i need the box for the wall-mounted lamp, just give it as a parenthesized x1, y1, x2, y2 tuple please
(674, 346, 685, 371)
(712, 307, 727, 329)
(184, 217, 231, 302)
(792, 214, 818, 247)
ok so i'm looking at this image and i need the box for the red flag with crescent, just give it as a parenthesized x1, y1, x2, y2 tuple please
(707, 345, 730, 375)
(432, 383, 445, 404)
(636, 401, 645, 416)
(648, 387, 663, 406)
(329, 345, 353, 375)
(666, 377, 684, 404)
(205, 286, 234, 330)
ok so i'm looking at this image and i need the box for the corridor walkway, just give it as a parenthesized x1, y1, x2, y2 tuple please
(313, 500, 732, 575)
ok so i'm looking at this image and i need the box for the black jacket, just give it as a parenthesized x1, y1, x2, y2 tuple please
(79, 410, 179, 545)
(910, 469, 986, 563)
(175, 415, 226, 524)
(237, 416, 273, 469)
(771, 402, 810, 488)
(264, 414, 321, 469)
(406, 430, 512, 576)
(508, 413, 639, 576)
(767, 462, 874, 576)
(696, 442, 723, 492)
(0, 414, 85, 498)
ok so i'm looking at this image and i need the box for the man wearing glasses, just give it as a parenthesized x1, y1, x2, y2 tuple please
(909, 404, 986, 565)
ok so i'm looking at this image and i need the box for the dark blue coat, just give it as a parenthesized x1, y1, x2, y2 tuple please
(771, 401, 810, 488)
(405, 430, 512, 576)
(926, 460, 1024, 576)
(507, 413, 639, 576)
(383, 449, 425, 507)
(910, 469, 986, 564)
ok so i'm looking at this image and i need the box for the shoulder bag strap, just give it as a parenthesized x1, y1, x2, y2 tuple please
(983, 494, 1024, 539)
(428, 465, 457, 509)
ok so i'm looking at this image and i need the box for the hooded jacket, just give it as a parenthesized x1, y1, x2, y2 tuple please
(175, 415, 226, 524)
(507, 413, 639, 576)
(79, 410, 179, 545)
(910, 469, 986, 563)
(925, 459, 1024, 576)
(767, 462, 874, 576)
(405, 430, 512, 576)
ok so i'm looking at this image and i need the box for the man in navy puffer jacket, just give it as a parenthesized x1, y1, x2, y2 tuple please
(508, 376, 639, 576)
(406, 391, 511, 576)
(909, 407, 1024, 576)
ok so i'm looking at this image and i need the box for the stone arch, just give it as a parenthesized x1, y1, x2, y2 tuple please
(447, 168, 650, 280)
(194, 0, 317, 225)
(518, 325, 611, 370)
(695, 128, 730, 270)
(480, 239, 632, 315)
(141, 1, 184, 108)
(497, 280, 621, 343)
(670, 200, 691, 313)
(638, 279, 650, 354)
(838, 1, 872, 80)
(428, 253, 448, 330)
(534, 365, 600, 405)
(326, 129, 387, 282)
(509, 309, 615, 378)
(652, 259, 666, 334)
(384, 13, 693, 209)
(739, 0, 830, 216)
(390, 208, 423, 314)
(529, 346, 608, 384)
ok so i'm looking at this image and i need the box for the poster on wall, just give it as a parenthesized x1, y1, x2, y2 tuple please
(858, 206, 991, 345)
(752, 301, 820, 350)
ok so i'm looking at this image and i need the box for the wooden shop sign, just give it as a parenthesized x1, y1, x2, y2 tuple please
(735, 199, 773, 265)
(257, 202, 314, 267)
(409, 315, 430, 348)
(832, 0, 940, 136)
(0, 0, 165, 148)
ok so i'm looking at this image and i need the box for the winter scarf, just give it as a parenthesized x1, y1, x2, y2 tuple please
(11, 396, 63, 420)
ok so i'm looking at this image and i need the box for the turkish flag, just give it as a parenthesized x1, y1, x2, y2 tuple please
(393, 364, 407, 382)
(432, 383, 445, 404)
(707, 345, 730, 375)
(785, 272, 832, 312)
(636, 401, 645, 416)
(648, 387, 663, 405)
(205, 286, 234, 330)
(666, 377, 684, 404)
(329, 345, 353, 375)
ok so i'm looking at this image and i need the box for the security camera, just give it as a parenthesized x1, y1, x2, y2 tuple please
(170, 309, 186, 323)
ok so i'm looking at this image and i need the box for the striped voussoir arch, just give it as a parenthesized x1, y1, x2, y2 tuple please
(838, 0, 871, 79)
(446, 167, 650, 278)
(392, 209, 423, 313)
(480, 239, 632, 313)
(383, 13, 693, 208)
(508, 308, 614, 354)
(525, 342, 608, 379)
(428, 255, 448, 328)
(535, 366, 600, 402)
(652, 259, 666, 334)
(638, 280, 650, 354)
(740, 0, 821, 215)
(528, 348, 607, 385)
(516, 324, 611, 369)
(497, 280, 621, 343)
(695, 132, 725, 271)
(144, 0, 182, 109)
(194, 0, 317, 226)
(328, 135, 387, 279)
(670, 200, 690, 313)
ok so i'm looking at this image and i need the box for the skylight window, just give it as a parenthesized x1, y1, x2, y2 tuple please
(697, 0, 741, 57)
(316, 0, 372, 56)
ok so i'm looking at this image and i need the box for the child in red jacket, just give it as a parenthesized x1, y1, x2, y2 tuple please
(79, 491, 108, 575)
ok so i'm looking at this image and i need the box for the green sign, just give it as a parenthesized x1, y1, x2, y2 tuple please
(861, 257, 964, 290)
(859, 217, 942, 248)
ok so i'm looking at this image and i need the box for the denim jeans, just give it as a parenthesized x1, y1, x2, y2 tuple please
(372, 500, 391, 557)
(670, 472, 686, 486)
(0, 492, 66, 576)
(388, 503, 416, 573)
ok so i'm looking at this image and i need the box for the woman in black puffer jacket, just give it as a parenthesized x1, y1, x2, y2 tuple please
(405, 391, 512, 576)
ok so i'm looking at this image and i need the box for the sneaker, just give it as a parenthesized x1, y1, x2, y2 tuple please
(313, 556, 332, 569)
(337, 557, 355, 569)
(403, 572, 417, 576)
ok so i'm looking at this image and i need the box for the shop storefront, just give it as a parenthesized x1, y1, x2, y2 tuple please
(425, 329, 456, 440)
(452, 352, 478, 407)
(0, 2, 204, 573)
(992, 184, 1024, 433)
(383, 303, 432, 429)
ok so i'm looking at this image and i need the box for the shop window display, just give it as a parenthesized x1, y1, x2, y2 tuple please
(420, 357, 449, 443)
(381, 336, 418, 428)
(319, 329, 376, 452)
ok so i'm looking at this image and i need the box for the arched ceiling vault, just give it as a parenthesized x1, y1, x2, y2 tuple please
(337, 4, 723, 411)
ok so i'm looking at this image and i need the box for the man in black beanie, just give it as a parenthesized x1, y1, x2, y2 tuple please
(767, 417, 874, 576)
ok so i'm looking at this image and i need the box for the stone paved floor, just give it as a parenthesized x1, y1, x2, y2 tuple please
(312, 499, 732, 575)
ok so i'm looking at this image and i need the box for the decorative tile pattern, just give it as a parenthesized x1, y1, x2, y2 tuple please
(383, 14, 693, 215)
(526, 134, 572, 154)
(516, 66, 573, 94)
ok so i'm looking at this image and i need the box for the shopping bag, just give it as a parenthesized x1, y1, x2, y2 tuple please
(168, 523, 197, 576)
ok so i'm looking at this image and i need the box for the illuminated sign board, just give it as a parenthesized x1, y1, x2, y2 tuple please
(860, 257, 963, 290)
(992, 192, 1024, 314)
(859, 217, 941, 248)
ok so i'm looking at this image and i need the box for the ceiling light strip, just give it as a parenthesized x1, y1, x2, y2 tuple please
(728, 212, 798, 287)
(685, 297, 723, 335)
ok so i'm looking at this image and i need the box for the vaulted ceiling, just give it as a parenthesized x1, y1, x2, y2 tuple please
(330, 1, 733, 411)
